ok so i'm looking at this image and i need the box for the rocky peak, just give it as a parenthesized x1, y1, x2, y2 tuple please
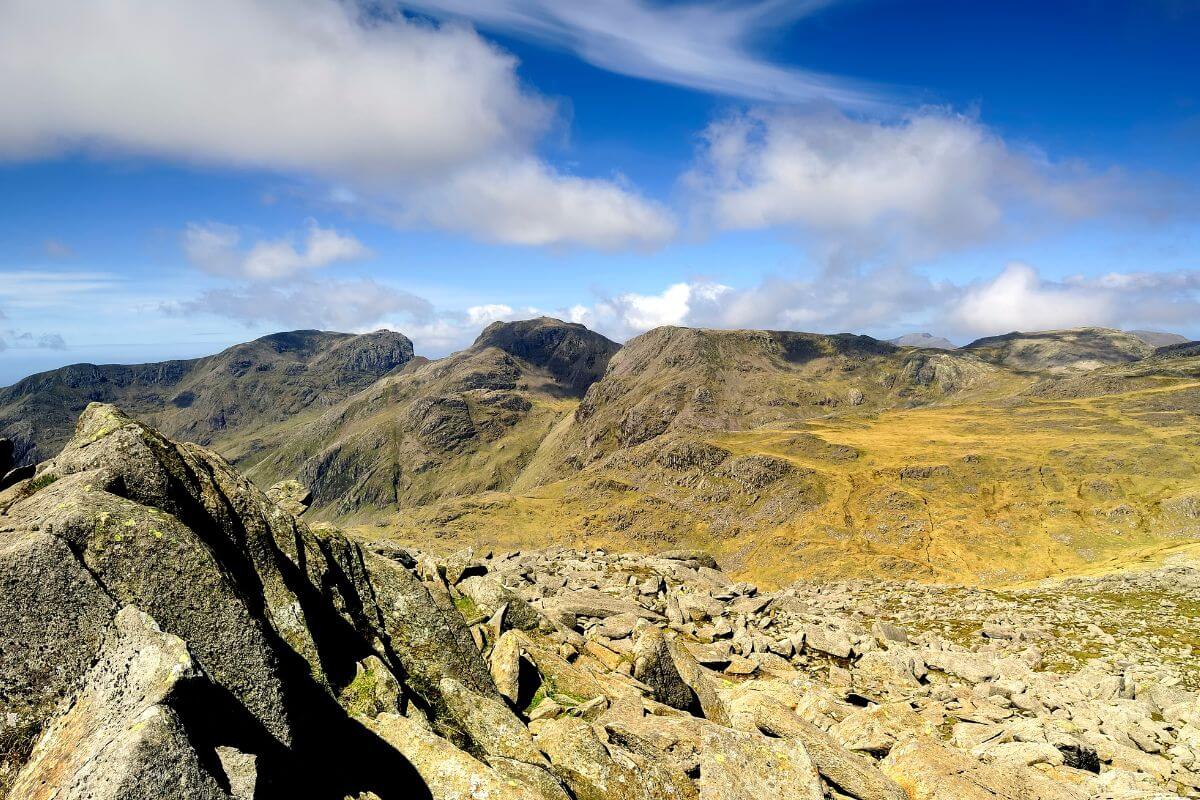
(471, 317, 620, 396)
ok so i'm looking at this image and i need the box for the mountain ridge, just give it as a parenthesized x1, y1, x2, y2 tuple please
(0, 328, 414, 466)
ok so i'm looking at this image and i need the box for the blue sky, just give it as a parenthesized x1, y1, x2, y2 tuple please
(0, 0, 1198, 384)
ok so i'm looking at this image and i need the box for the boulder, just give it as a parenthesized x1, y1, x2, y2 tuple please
(535, 716, 698, 800)
(695, 724, 822, 800)
(365, 712, 549, 800)
(0, 530, 116, 732)
(632, 627, 697, 712)
(881, 736, 1087, 800)
(266, 479, 312, 516)
(9, 607, 232, 800)
(457, 574, 541, 631)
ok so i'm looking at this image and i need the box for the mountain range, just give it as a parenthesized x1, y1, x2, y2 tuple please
(4, 320, 1199, 587)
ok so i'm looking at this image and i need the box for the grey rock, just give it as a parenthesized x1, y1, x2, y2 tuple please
(9, 606, 232, 800)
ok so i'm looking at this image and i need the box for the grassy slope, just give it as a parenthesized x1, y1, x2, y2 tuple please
(351, 340, 1200, 589)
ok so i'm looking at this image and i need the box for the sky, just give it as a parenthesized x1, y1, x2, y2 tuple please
(1, 0, 1198, 385)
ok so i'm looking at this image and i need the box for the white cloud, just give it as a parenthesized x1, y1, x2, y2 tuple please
(401, 0, 877, 106)
(403, 158, 676, 249)
(0, 0, 671, 250)
(466, 304, 515, 325)
(183, 220, 370, 280)
(686, 108, 1128, 260)
(950, 263, 1200, 335)
(567, 281, 732, 340)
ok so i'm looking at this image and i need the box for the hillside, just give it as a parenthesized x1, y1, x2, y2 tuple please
(961, 327, 1155, 373)
(5, 321, 1200, 591)
(0, 329, 413, 466)
(353, 325, 1200, 588)
(244, 317, 620, 515)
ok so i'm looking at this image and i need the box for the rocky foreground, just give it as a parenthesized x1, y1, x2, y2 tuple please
(1, 406, 1198, 799)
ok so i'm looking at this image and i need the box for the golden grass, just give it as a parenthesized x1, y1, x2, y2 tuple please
(348, 377, 1200, 590)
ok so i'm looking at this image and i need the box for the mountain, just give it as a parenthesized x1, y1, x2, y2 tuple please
(888, 332, 957, 349)
(961, 327, 1155, 373)
(244, 317, 620, 515)
(0, 329, 414, 467)
(364, 323, 1200, 588)
(1128, 329, 1189, 348)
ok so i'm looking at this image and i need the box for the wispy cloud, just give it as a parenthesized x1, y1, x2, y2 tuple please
(0, 270, 125, 310)
(400, 0, 879, 106)
(170, 278, 434, 332)
(183, 220, 370, 280)
(42, 239, 74, 259)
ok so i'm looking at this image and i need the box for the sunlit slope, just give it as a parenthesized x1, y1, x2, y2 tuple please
(365, 357, 1200, 588)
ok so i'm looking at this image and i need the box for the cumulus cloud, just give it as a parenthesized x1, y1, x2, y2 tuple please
(0, 0, 671, 249)
(402, 158, 675, 249)
(568, 268, 950, 341)
(950, 263, 1200, 335)
(686, 108, 1131, 260)
(401, 0, 877, 106)
(183, 220, 370, 280)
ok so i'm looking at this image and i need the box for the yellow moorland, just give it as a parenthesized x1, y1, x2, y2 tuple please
(356, 376, 1200, 588)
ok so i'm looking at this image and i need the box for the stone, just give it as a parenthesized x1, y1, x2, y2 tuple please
(491, 629, 524, 704)
(365, 712, 549, 800)
(667, 637, 732, 727)
(458, 574, 542, 631)
(881, 736, 1087, 800)
(725, 688, 908, 800)
(9, 606, 232, 800)
(804, 625, 854, 658)
(439, 677, 547, 767)
(695, 724, 823, 800)
(545, 590, 663, 622)
(535, 716, 698, 800)
(0, 530, 117, 732)
(215, 747, 257, 800)
(632, 626, 697, 713)
(266, 479, 311, 516)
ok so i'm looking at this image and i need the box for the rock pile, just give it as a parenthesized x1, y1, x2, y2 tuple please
(398, 544, 1199, 799)
(2, 404, 1196, 799)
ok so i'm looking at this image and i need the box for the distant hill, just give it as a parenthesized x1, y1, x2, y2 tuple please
(961, 327, 1154, 373)
(1127, 329, 1188, 348)
(888, 332, 957, 350)
(0, 329, 413, 466)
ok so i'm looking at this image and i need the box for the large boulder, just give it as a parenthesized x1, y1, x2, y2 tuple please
(632, 627, 697, 712)
(881, 736, 1087, 800)
(9, 606, 232, 800)
(0, 530, 116, 736)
